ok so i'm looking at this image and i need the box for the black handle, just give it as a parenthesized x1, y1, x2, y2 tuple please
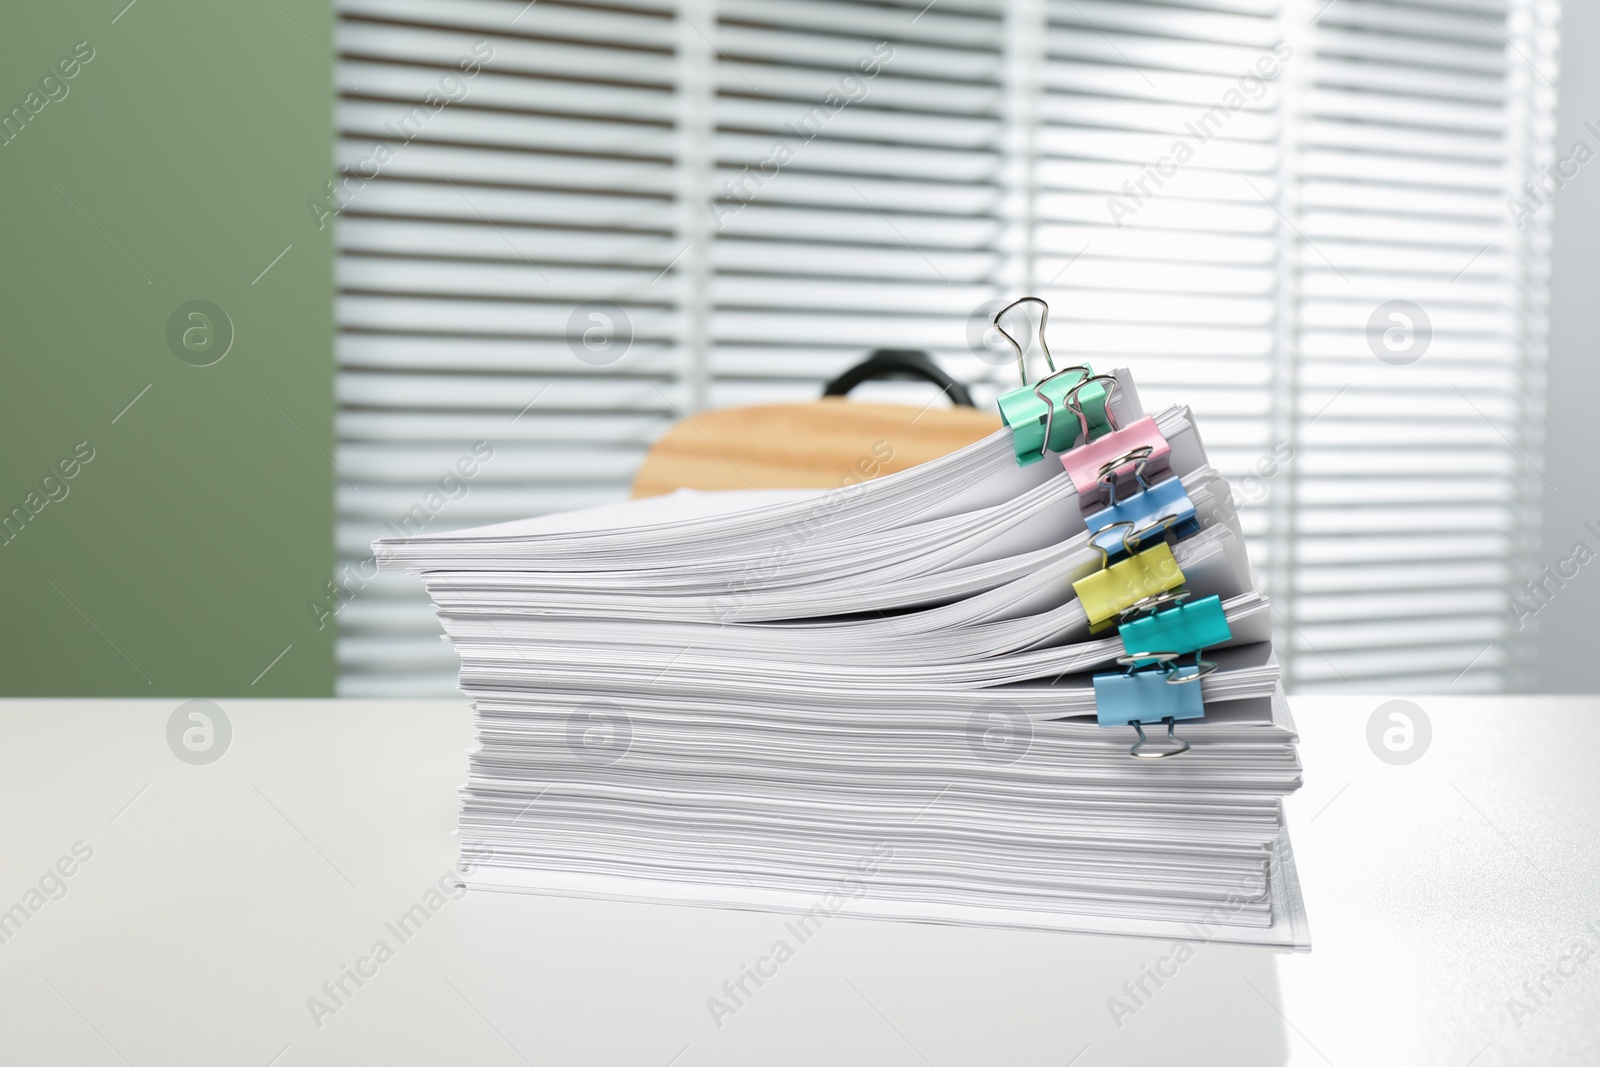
(821, 349, 976, 408)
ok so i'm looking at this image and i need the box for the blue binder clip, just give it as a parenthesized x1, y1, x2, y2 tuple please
(1086, 451, 1200, 560)
(1088, 509, 1184, 566)
(1092, 652, 1203, 758)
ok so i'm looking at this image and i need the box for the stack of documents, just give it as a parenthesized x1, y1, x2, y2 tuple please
(377, 372, 1309, 947)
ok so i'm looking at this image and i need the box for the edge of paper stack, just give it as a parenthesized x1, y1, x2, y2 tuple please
(376, 369, 1310, 949)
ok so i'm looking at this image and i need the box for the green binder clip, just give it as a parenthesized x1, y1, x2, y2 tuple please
(991, 297, 1113, 465)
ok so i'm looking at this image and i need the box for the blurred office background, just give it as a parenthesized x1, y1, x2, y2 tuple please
(5, 0, 1595, 698)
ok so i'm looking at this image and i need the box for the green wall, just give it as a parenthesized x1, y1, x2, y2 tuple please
(1, 1, 335, 695)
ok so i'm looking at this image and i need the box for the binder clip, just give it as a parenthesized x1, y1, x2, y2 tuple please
(1074, 519, 1187, 628)
(991, 297, 1113, 465)
(1060, 399, 1173, 509)
(1092, 652, 1203, 758)
(1118, 593, 1231, 678)
(1087, 510, 1179, 565)
(1086, 453, 1200, 549)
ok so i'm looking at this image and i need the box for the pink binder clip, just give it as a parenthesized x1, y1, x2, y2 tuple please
(1063, 414, 1172, 509)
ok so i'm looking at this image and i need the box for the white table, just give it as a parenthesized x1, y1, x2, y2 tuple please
(2, 697, 1596, 1066)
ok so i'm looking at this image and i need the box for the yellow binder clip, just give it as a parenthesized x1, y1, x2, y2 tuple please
(1073, 518, 1186, 629)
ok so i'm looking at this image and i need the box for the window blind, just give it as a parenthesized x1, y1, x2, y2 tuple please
(1026, 0, 1290, 633)
(333, 0, 685, 694)
(1285, 0, 1555, 692)
(332, 0, 1556, 697)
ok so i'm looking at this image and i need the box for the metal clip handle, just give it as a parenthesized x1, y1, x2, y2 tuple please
(1097, 447, 1154, 507)
(1066, 373, 1122, 441)
(1130, 718, 1191, 759)
(993, 296, 1054, 389)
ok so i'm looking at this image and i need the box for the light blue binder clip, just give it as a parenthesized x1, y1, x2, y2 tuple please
(1092, 653, 1204, 758)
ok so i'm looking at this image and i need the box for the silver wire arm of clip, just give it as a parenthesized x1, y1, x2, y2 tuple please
(1130, 718, 1190, 759)
(992, 296, 1054, 390)
(1065, 373, 1123, 442)
(1097, 446, 1154, 506)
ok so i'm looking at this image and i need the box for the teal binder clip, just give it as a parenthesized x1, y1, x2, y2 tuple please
(1092, 652, 1203, 758)
(1118, 593, 1231, 676)
(992, 297, 1112, 465)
